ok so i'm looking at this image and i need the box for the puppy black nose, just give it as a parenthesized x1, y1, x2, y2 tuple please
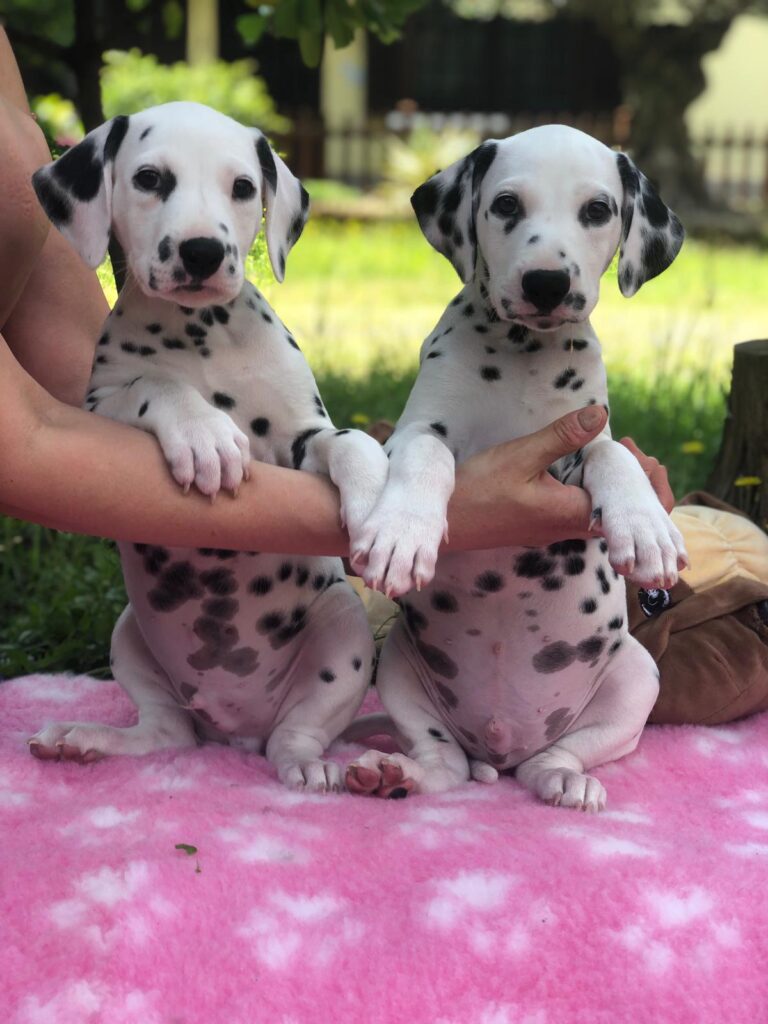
(521, 269, 571, 313)
(179, 237, 225, 280)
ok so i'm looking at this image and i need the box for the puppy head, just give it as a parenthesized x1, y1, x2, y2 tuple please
(32, 101, 309, 307)
(412, 125, 683, 331)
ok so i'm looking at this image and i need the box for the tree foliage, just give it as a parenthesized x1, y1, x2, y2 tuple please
(101, 50, 288, 132)
(236, 0, 431, 66)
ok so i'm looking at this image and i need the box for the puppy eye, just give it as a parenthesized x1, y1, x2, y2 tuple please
(583, 200, 612, 225)
(491, 193, 519, 218)
(133, 168, 161, 192)
(232, 177, 256, 201)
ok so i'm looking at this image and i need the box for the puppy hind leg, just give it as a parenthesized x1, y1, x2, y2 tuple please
(346, 630, 471, 798)
(515, 635, 659, 812)
(266, 610, 375, 793)
(29, 605, 197, 763)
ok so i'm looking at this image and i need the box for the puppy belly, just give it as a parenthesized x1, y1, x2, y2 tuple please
(119, 543, 357, 744)
(396, 542, 627, 770)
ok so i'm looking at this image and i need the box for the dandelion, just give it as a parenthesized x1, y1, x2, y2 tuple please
(680, 441, 705, 454)
(351, 413, 370, 426)
(734, 476, 761, 487)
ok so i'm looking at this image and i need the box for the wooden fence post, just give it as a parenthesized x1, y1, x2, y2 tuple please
(706, 339, 768, 529)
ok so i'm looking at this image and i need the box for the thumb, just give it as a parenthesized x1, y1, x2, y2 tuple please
(518, 405, 608, 477)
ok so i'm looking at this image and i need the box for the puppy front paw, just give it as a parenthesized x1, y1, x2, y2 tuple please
(598, 501, 688, 589)
(350, 503, 446, 597)
(159, 409, 251, 497)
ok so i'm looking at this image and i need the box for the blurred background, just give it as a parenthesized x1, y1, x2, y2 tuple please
(1, 0, 767, 676)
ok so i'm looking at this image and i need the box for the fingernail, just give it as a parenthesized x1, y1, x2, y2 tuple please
(578, 406, 604, 430)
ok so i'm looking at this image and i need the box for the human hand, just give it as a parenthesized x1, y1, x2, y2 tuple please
(449, 405, 608, 550)
(618, 437, 675, 513)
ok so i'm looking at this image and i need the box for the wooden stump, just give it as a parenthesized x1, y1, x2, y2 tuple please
(706, 339, 768, 529)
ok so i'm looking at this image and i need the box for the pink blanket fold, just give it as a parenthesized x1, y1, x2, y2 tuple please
(2, 673, 767, 1024)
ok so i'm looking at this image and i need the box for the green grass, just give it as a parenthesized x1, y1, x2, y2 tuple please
(2, 222, 766, 678)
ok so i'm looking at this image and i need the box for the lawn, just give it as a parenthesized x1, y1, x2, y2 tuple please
(2, 222, 766, 678)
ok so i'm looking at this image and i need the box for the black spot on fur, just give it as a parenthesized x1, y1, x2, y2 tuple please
(608, 616, 624, 630)
(157, 169, 177, 202)
(203, 597, 239, 620)
(185, 323, 207, 339)
(212, 392, 235, 410)
(430, 422, 448, 437)
(480, 366, 501, 381)
(138, 401, 149, 418)
(431, 591, 459, 613)
(221, 647, 259, 677)
(277, 562, 293, 582)
(400, 601, 428, 635)
(435, 680, 459, 707)
(596, 567, 611, 594)
(541, 576, 564, 591)
(53, 136, 103, 202)
(580, 598, 598, 614)
(163, 338, 186, 350)
(249, 576, 273, 596)
(158, 236, 172, 262)
(212, 306, 230, 324)
(256, 135, 277, 192)
(533, 642, 575, 674)
(475, 571, 504, 593)
(139, 545, 169, 575)
(291, 428, 322, 469)
(200, 568, 238, 596)
(515, 551, 555, 579)
(577, 635, 606, 661)
(429, 727, 450, 743)
(149, 561, 203, 612)
(319, 668, 336, 683)
(250, 417, 270, 437)
(33, 174, 72, 226)
(554, 368, 577, 389)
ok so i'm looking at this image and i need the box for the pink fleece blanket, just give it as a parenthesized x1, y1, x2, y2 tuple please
(2, 673, 767, 1023)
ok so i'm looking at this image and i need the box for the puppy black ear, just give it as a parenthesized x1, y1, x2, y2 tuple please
(411, 140, 498, 283)
(616, 153, 684, 297)
(254, 132, 309, 283)
(31, 116, 129, 268)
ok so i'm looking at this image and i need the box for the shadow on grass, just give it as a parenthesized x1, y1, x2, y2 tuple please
(0, 365, 724, 679)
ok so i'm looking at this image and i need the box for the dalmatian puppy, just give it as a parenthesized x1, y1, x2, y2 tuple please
(346, 125, 687, 810)
(27, 102, 389, 791)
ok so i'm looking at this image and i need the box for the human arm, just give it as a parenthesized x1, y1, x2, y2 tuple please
(1, 331, 604, 554)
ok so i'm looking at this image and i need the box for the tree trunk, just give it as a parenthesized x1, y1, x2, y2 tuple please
(71, 0, 106, 132)
(706, 340, 768, 529)
(616, 20, 731, 208)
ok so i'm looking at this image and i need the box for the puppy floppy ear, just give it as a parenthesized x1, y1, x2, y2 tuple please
(254, 133, 309, 283)
(411, 140, 498, 283)
(616, 152, 684, 297)
(31, 116, 129, 268)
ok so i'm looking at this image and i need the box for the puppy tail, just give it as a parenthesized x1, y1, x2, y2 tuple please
(339, 713, 396, 744)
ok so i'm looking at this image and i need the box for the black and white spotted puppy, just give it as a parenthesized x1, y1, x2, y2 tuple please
(28, 102, 389, 792)
(346, 125, 688, 810)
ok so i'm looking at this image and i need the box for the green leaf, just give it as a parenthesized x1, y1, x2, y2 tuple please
(175, 843, 198, 856)
(298, 26, 323, 66)
(162, 0, 184, 38)
(273, 0, 301, 37)
(236, 12, 268, 45)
